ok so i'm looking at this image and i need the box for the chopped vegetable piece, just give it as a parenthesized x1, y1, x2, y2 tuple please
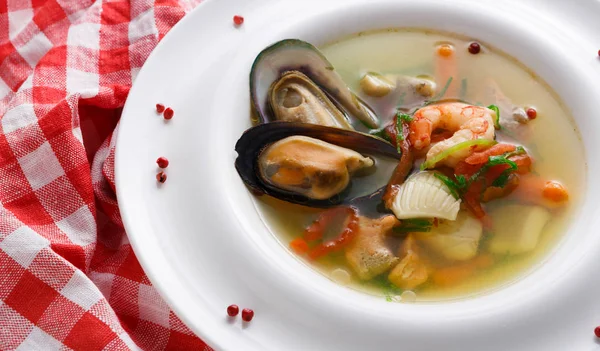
(289, 238, 309, 254)
(465, 143, 516, 165)
(415, 211, 483, 261)
(468, 154, 517, 188)
(421, 139, 497, 170)
(482, 174, 519, 202)
(391, 172, 461, 220)
(542, 181, 569, 202)
(383, 122, 413, 206)
(309, 208, 359, 260)
(303, 207, 352, 241)
(434, 173, 467, 199)
(432, 255, 493, 287)
(463, 180, 486, 219)
(510, 154, 532, 174)
(487, 205, 550, 254)
(397, 112, 413, 123)
(392, 219, 433, 234)
(487, 104, 501, 129)
(454, 161, 480, 178)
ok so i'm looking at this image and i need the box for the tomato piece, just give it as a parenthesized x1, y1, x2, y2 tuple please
(509, 154, 532, 174)
(464, 180, 486, 219)
(303, 207, 349, 241)
(454, 161, 481, 177)
(482, 174, 519, 202)
(465, 143, 516, 165)
(308, 208, 359, 260)
(383, 122, 413, 206)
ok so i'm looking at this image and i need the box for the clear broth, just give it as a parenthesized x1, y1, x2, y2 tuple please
(254, 29, 586, 302)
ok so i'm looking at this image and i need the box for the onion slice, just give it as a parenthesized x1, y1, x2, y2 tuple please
(391, 171, 461, 220)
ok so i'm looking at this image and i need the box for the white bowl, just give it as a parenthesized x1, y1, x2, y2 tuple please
(116, 0, 600, 349)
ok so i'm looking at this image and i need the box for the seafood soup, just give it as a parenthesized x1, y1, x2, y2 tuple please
(234, 29, 585, 302)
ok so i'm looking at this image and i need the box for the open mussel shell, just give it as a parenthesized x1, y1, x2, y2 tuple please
(235, 122, 400, 208)
(268, 71, 354, 130)
(250, 39, 379, 128)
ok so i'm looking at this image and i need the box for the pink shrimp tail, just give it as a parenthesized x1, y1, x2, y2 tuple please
(409, 118, 432, 149)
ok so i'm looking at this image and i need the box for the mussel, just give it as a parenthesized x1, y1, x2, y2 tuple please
(258, 136, 373, 200)
(235, 122, 400, 208)
(250, 39, 379, 128)
(268, 71, 354, 129)
(359, 72, 436, 124)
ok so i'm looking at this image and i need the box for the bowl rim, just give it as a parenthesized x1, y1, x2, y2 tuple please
(115, 0, 600, 349)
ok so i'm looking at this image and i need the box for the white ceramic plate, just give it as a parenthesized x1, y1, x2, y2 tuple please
(116, 0, 600, 349)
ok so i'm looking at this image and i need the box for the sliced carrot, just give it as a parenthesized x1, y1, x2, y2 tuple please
(289, 238, 309, 255)
(542, 181, 569, 202)
(464, 143, 516, 165)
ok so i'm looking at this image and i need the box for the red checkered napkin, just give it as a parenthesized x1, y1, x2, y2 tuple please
(0, 0, 211, 349)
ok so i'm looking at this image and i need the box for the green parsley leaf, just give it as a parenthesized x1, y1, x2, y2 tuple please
(433, 173, 467, 199)
(397, 112, 414, 123)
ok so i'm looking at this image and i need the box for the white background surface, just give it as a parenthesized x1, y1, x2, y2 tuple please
(116, 0, 600, 349)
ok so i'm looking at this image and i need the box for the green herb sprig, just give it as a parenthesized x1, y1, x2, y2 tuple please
(392, 219, 433, 234)
(433, 146, 527, 199)
(487, 104, 501, 129)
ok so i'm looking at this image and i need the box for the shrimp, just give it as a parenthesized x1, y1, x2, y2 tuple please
(409, 102, 496, 167)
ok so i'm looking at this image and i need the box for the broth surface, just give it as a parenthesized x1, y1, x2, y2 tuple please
(254, 29, 585, 302)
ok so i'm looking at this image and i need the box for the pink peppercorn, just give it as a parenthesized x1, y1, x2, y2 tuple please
(241, 308, 254, 322)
